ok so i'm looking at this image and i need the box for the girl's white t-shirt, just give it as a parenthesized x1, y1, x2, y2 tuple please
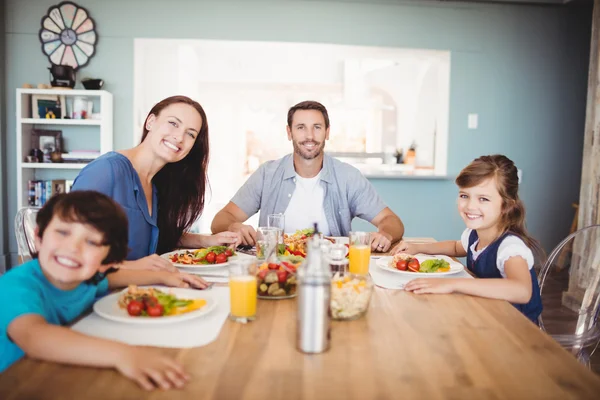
(283, 173, 331, 236)
(460, 228, 534, 278)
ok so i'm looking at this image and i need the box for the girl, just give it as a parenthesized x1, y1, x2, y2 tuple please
(391, 155, 543, 323)
(0, 191, 208, 390)
(71, 96, 240, 272)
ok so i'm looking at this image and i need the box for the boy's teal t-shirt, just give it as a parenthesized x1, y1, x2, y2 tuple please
(0, 259, 109, 372)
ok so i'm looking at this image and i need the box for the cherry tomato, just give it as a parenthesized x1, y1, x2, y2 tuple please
(127, 300, 144, 316)
(215, 253, 228, 264)
(396, 259, 408, 271)
(268, 262, 280, 270)
(170, 255, 178, 262)
(143, 295, 158, 307)
(408, 258, 420, 272)
(225, 248, 233, 257)
(277, 270, 288, 283)
(147, 304, 164, 317)
(205, 251, 216, 264)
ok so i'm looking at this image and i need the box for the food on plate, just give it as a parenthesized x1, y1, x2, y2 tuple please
(169, 245, 235, 265)
(278, 229, 336, 258)
(257, 260, 299, 298)
(330, 274, 373, 320)
(390, 253, 450, 273)
(119, 285, 207, 317)
(419, 258, 451, 273)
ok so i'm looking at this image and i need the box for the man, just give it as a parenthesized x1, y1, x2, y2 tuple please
(211, 101, 404, 252)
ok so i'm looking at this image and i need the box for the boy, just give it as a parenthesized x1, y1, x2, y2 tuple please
(0, 191, 208, 390)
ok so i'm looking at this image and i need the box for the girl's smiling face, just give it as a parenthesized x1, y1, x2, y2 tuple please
(34, 216, 112, 291)
(457, 177, 503, 236)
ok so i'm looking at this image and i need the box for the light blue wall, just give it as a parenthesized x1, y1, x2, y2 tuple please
(2, 0, 592, 264)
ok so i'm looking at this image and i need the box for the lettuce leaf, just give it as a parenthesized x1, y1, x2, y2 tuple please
(419, 259, 450, 273)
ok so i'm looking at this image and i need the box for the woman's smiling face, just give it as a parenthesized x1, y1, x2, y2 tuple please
(145, 102, 203, 163)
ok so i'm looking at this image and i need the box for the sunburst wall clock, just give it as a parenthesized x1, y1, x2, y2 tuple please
(38, 1, 97, 70)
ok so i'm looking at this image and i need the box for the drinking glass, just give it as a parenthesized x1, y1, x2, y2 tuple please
(348, 231, 371, 275)
(267, 214, 285, 245)
(256, 227, 281, 261)
(229, 259, 258, 323)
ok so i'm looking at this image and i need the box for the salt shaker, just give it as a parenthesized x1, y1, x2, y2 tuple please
(296, 224, 332, 354)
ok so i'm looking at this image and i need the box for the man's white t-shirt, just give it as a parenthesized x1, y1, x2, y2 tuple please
(283, 173, 330, 235)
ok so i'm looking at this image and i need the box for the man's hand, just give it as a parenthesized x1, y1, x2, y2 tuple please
(228, 222, 257, 246)
(370, 232, 392, 253)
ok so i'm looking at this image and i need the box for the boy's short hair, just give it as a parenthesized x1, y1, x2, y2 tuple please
(36, 191, 129, 265)
(287, 100, 330, 129)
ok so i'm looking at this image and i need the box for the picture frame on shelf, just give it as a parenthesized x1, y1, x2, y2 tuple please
(31, 129, 62, 154)
(31, 94, 66, 119)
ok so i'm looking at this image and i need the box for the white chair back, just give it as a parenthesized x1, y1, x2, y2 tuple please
(14, 208, 39, 262)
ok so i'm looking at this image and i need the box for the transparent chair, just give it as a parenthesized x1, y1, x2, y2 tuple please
(538, 224, 600, 367)
(14, 208, 40, 263)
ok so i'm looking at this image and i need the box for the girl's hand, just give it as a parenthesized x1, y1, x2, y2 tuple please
(115, 347, 190, 391)
(390, 241, 418, 255)
(120, 255, 178, 273)
(161, 271, 209, 289)
(207, 231, 241, 247)
(404, 278, 456, 294)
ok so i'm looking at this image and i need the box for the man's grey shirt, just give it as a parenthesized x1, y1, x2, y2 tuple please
(230, 154, 387, 236)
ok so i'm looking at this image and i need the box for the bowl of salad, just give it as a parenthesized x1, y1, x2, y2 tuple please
(330, 273, 374, 320)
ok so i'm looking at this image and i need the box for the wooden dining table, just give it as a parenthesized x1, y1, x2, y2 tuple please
(2, 239, 600, 399)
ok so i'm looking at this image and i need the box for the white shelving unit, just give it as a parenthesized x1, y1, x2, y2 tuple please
(16, 88, 113, 208)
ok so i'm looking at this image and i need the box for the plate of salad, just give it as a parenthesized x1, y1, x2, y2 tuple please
(161, 246, 243, 269)
(376, 253, 464, 276)
(94, 285, 217, 324)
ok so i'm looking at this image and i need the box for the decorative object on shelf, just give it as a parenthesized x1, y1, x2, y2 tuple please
(31, 129, 63, 158)
(31, 94, 66, 119)
(37, 83, 52, 89)
(81, 78, 103, 90)
(395, 148, 404, 164)
(22, 83, 34, 89)
(50, 151, 63, 163)
(39, 1, 98, 70)
(48, 64, 76, 88)
(27, 149, 44, 163)
(72, 96, 92, 119)
(405, 142, 416, 165)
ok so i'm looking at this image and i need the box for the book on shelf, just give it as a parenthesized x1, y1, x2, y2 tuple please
(61, 151, 100, 163)
(28, 179, 71, 207)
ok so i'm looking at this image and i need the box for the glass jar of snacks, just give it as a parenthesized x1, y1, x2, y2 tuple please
(256, 260, 298, 299)
(330, 273, 373, 320)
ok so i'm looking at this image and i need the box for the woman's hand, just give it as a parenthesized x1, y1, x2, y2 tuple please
(404, 278, 457, 294)
(161, 271, 209, 289)
(115, 347, 190, 391)
(121, 255, 177, 273)
(390, 241, 419, 256)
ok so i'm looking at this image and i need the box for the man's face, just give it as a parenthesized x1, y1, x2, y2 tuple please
(287, 110, 329, 160)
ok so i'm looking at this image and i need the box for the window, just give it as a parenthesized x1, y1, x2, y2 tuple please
(134, 39, 450, 231)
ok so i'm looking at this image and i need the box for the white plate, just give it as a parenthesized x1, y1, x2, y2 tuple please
(161, 250, 254, 270)
(93, 286, 217, 324)
(376, 254, 464, 276)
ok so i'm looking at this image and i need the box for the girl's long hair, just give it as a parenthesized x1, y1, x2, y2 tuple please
(455, 155, 545, 262)
(140, 96, 209, 254)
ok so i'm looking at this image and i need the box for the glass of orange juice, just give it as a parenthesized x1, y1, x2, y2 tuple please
(229, 259, 258, 323)
(349, 231, 371, 275)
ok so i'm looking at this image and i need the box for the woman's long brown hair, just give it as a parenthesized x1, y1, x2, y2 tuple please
(455, 155, 545, 262)
(140, 96, 209, 254)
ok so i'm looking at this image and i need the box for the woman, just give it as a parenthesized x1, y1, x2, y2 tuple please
(71, 95, 239, 271)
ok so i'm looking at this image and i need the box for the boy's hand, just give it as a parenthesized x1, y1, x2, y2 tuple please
(115, 347, 189, 391)
(390, 241, 418, 255)
(162, 271, 209, 289)
(404, 278, 456, 294)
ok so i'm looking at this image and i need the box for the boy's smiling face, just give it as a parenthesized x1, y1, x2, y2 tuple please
(34, 215, 112, 291)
